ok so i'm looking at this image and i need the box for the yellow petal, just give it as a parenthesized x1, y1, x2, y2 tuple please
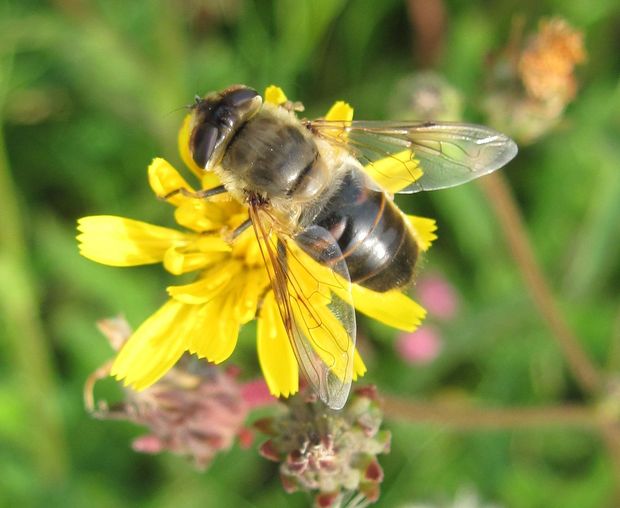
(148, 158, 194, 207)
(364, 150, 424, 194)
(406, 215, 438, 252)
(166, 261, 241, 304)
(201, 171, 223, 191)
(77, 216, 186, 266)
(264, 85, 288, 106)
(216, 293, 243, 362)
(230, 224, 265, 267)
(163, 242, 229, 275)
(352, 284, 426, 332)
(174, 200, 229, 232)
(193, 236, 232, 254)
(353, 350, 367, 381)
(111, 300, 194, 390)
(235, 269, 270, 323)
(257, 292, 299, 398)
(320, 100, 355, 142)
(325, 100, 354, 122)
(184, 289, 240, 364)
(186, 303, 215, 359)
(178, 114, 204, 178)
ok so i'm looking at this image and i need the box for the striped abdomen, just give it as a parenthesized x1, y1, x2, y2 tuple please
(310, 166, 418, 292)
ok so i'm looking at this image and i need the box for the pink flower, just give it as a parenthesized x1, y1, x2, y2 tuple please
(416, 274, 460, 320)
(240, 378, 277, 409)
(87, 317, 255, 469)
(396, 326, 442, 364)
(123, 362, 251, 469)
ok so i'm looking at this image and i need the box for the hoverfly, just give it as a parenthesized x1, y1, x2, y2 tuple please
(183, 85, 517, 409)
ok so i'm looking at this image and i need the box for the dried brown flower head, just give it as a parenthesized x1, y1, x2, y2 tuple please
(85, 317, 252, 469)
(519, 18, 587, 104)
(483, 17, 587, 144)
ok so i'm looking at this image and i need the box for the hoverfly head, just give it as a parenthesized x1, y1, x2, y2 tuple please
(189, 85, 262, 170)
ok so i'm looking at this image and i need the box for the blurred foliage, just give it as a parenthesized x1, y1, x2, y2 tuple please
(1, 0, 619, 507)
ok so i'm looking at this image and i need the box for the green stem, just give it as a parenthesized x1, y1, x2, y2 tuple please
(478, 172, 603, 395)
(0, 47, 67, 483)
(382, 394, 596, 430)
(606, 305, 620, 373)
(600, 425, 620, 505)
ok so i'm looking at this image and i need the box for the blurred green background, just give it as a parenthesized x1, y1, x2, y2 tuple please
(1, 0, 620, 506)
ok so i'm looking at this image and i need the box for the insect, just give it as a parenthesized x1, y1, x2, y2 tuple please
(184, 84, 517, 410)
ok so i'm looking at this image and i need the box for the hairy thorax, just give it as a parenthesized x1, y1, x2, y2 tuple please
(216, 104, 349, 232)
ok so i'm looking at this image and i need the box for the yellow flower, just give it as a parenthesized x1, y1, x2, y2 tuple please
(77, 87, 436, 399)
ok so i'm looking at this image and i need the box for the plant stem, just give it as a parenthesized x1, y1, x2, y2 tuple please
(382, 394, 596, 430)
(606, 304, 620, 372)
(478, 172, 603, 395)
(0, 47, 67, 482)
(600, 425, 620, 505)
(406, 0, 446, 67)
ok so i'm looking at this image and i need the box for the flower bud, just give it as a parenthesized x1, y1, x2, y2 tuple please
(257, 386, 391, 507)
(390, 72, 464, 122)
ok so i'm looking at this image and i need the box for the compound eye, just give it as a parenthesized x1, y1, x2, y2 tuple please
(215, 105, 235, 128)
(191, 123, 219, 169)
(225, 87, 260, 108)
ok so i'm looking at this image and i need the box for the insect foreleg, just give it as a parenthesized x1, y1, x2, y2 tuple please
(160, 184, 228, 201)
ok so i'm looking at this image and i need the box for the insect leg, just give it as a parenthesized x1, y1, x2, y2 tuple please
(160, 184, 227, 201)
(231, 218, 253, 240)
(276, 239, 288, 271)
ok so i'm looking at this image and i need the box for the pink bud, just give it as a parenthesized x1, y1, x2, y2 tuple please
(416, 274, 459, 320)
(240, 378, 277, 409)
(233, 429, 251, 450)
(131, 435, 164, 454)
(396, 326, 442, 364)
(364, 459, 384, 482)
(354, 385, 378, 401)
(280, 474, 298, 494)
(259, 440, 280, 462)
(316, 492, 339, 508)
(359, 482, 380, 502)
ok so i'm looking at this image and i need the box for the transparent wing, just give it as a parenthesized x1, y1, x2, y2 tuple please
(249, 201, 356, 410)
(308, 120, 518, 193)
